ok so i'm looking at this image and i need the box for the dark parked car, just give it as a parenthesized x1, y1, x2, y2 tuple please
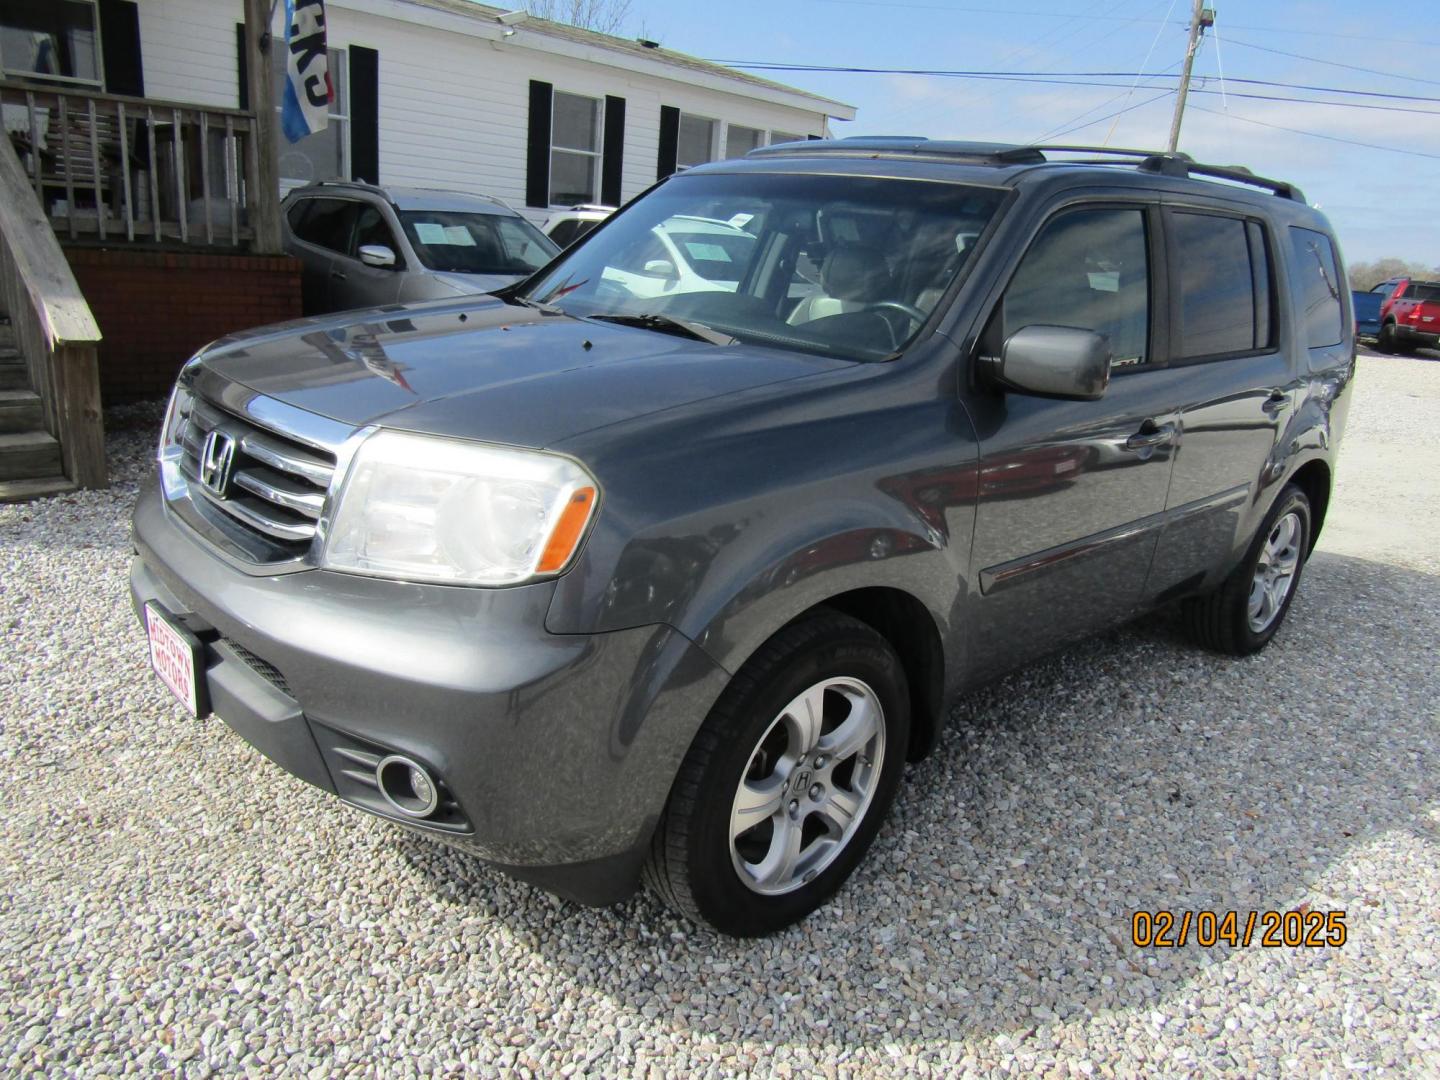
(281, 182, 558, 314)
(133, 139, 1354, 935)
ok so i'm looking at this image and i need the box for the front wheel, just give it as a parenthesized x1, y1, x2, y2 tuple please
(1182, 484, 1312, 656)
(643, 611, 910, 935)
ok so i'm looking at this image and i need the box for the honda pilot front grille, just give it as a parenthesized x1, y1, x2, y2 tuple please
(176, 397, 337, 553)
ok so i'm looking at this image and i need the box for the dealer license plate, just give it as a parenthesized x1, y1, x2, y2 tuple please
(145, 603, 208, 718)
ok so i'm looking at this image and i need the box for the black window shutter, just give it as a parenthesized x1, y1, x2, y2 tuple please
(526, 80, 554, 208)
(236, 22, 248, 109)
(657, 105, 679, 180)
(98, 0, 145, 97)
(601, 95, 625, 207)
(350, 46, 380, 183)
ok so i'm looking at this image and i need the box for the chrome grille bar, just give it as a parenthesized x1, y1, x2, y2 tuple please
(232, 467, 325, 519)
(240, 430, 334, 486)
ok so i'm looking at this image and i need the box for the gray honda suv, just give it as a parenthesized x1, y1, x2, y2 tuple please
(133, 139, 1354, 935)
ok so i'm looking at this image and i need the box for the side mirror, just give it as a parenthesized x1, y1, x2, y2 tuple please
(358, 244, 397, 269)
(988, 325, 1111, 401)
(643, 258, 678, 278)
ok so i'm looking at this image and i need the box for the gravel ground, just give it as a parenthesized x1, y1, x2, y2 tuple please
(2, 353, 1437, 1077)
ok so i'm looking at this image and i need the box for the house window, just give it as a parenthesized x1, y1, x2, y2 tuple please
(771, 131, 803, 145)
(272, 45, 349, 190)
(551, 91, 602, 205)
(677, 114, 716, 168)
(0, 0, 102, 87)
(725, 124, 763, 159)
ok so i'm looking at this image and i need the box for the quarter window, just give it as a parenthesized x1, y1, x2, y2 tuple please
(551, 92, 602, 205)
(1288, 227, 1344, 349)
(677, 114, 717, 168)
(1172, 212, 1272, 358)
(1002, 208, 1150, 366)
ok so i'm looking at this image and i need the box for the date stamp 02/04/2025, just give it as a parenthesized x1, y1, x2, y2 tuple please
(1132, 909, 1348, 949)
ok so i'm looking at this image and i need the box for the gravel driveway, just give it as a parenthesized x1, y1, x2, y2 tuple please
(3, 353, 1437, 1077)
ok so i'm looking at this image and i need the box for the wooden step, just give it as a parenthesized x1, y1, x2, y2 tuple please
(0, 475, 75, 503)
(0, 390, 43, 433)
(0, 430, 62, 482)
(0, 349, 28, 392)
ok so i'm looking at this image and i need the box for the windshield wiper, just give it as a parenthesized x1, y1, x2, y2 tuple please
(586, 312, 736, 346)
(503, 294, 568, 315)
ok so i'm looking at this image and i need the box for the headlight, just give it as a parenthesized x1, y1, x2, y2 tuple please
(156, 384, 195, 497)
(322, 430, 598, 586)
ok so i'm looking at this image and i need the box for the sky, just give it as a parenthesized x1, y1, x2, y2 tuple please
(620, 0, 1440, 267)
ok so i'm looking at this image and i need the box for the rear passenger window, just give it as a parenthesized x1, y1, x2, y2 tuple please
(1288, 227, 1344, 348)
(1171, 212, 1272, 358)
(292, 198, 356, 253)
(1002, 208, 1150, 366)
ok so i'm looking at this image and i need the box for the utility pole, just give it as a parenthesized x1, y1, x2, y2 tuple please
(1167, 0, 1215, 153)
(243, 0, 282, 253)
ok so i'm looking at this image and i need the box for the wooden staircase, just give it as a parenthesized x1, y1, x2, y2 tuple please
(0, 311, 72, 501)
(0, 128, 104, 501)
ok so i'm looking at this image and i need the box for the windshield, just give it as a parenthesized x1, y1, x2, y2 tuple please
(520, 173, 1006, 361)
(399, 210, 557, 275)
(1409, 283, 1440, 303)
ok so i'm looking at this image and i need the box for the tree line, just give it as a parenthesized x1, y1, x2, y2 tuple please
(1347, 257, 1440, 292)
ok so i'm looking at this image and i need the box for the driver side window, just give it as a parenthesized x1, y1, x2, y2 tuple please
(1001, 207, 1150, 366)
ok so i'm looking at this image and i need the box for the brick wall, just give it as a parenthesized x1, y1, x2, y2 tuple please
(63, 249, 303, 402)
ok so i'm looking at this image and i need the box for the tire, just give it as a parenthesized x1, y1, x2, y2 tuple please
(1182, 484, 1312, 656)
(643, 611, 910, 936)
(1377, 321, 1398, 354)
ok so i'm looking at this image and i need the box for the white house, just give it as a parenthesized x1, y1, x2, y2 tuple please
(3, 0, 856, 220)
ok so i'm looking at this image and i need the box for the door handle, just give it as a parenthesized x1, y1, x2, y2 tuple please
(1261, 391, 1289, 414)
(330, 268, 347, 280)
(1124, 422, 1176, 451)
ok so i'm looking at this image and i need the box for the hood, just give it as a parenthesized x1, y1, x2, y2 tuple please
(194, 297, 845, 448)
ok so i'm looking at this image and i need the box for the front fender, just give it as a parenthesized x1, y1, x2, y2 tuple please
(546, 350, 978, 680)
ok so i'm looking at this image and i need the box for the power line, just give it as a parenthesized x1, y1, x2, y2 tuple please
(707, 62, 1440, 114)
(1188, 103, 1440, 161)
(1211, 22, 1440, 48)
(1045, 88, 1175, 142)
(1221, 36, 1440, 89)
(708, 62, 1440, 104)
(806, 0, 1188, 17)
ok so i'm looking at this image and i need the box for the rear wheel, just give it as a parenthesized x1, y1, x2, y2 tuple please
(643, 611, 909, 936)
(1377, 321, 1398, 354)
(1183, 484, 1311, 656)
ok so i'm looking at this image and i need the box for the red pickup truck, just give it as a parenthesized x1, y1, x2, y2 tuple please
(1372, 277, 1440, 353)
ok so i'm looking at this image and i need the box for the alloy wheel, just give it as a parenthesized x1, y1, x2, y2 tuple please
(1248, 510, 1303, 632)
(728, 677, 886, 896)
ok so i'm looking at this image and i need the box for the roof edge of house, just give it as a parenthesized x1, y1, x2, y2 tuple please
(335, 0, 858, 119)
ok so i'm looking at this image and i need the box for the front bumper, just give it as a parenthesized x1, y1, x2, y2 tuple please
(131, 480, 730, 904)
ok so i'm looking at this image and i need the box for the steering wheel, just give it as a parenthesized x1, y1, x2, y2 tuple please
(866, 301, 929, 348)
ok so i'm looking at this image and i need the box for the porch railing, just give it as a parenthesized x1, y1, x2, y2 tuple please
(1, 80, 263, 249)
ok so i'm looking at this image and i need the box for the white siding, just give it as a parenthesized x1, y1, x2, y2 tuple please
(131, 0, 839, 217)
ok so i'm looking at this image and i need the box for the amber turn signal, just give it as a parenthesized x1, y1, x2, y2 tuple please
(536, 486, 597, 573)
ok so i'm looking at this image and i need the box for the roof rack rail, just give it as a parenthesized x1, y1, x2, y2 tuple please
(308, 178, 390, 196)
(1025, 144, 1306, 202)
(749, 137, 1046, 165)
